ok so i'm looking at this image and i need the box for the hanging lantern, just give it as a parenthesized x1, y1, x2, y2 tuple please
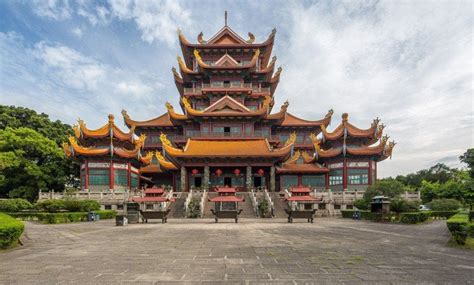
(215, 169, 223, 177)
(258, 169, 265, 176)
(233, 168, 241, 176)
(191, 169, 199, 176)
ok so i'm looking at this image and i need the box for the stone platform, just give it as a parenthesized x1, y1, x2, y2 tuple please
(0, 219, 473, 284)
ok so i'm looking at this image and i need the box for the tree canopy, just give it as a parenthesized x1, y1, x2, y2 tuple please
(0, 106, 78, 201)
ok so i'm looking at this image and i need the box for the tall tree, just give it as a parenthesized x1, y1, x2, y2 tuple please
(0, 127, 68, 201)
(460, 148, 474, 178)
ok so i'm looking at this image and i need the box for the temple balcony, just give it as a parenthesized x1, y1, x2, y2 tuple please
(172, 132, 280, 142)
(182, 83, 270, 96)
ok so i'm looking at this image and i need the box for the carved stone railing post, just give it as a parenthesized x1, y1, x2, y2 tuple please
(180, 166, 187, 192)
(270, 166, 275, 192)
(246, 166, 252, 191)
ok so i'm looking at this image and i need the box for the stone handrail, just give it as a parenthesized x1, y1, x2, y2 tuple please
(263, 189, 275, 217)
(249, 189, 258, 216)
(199, 190, 207, 218)
(184, 189, 193, 216)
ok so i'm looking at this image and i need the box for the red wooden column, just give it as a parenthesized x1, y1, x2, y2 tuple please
(368, 160, 372, 185)
(325, 172, 330, 190)
(127, 162, 131, 190)
(342, 159, 348, 190)
(109, 160, 114, 191)
(84, 159, 89, 190)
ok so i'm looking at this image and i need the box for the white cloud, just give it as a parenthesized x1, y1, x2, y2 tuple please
(31, 0, 72, 20)
(0, 32, 164, 129)
(108, 0, 192, 46)
(71, 27, 83, 38)
(277, 1, 472, 177)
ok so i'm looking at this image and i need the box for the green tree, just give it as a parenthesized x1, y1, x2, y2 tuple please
(0, 127, 67, 201)
(0, 105, 72, 145)
(363, 178, 408, 201)
(460, 148, 474, 178)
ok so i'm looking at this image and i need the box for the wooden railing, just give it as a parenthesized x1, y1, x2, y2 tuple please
(183, 83, 270, 94)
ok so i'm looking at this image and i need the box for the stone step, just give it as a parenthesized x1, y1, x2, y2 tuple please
(270, 192, 288, 218)
(169, 197, 186, 218)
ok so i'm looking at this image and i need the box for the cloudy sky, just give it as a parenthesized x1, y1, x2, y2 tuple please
(0, 0, 472, 177)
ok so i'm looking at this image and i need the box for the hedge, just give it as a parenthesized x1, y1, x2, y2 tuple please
(430, 211, 459, 219)
(7, 210, 116, 224)
(35, 199, 101, 213)
(0, 213, 25, 249)
(447, 212, 473, 245)
(399, 212, 430, 224)
(0, 199, 33, 213)
(341, 210, 430, 224)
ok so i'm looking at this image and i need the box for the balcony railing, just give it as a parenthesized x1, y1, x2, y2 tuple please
(183, 83, 270, 95)
(173, 133, 281, 141)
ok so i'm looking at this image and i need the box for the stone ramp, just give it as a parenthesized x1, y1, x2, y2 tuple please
(270, 192, 288, 218)
(236, 192, 256, 218)
(169, 197, 186, 218)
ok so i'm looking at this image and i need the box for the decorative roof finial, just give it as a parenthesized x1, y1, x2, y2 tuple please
(225, 11, 228, 26)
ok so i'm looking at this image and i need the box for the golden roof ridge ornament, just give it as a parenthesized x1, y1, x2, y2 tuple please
(197, 32, 207, 44)
(285, 132, 297, 146)
(160, 133, 171, 146)
(246, 32, 255, 44)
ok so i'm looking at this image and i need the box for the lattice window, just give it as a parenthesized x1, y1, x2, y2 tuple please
(302, 175, 325, 187)
(348, 168, 369, 185)
(89, 169, 109, 185)
(114, 169, 128, 186)
(329, 169, 343, 186)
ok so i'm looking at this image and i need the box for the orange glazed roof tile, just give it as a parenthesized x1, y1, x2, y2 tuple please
(276, 163, 329, 174)
(321, 113, 380, 141)
(122, 110, 174, 128)
(280, 111, 333, 127)
(161, 136, 293, 159)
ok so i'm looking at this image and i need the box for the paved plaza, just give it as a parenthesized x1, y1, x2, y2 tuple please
(0, 218, 473, 284)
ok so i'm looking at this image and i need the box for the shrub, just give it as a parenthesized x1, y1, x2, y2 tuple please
(258, 199, 269, 217)
(430, 211, 459, 219)
(399, 212, 430, 224)
(391, 198, 420, 213)
(427, 199, 461, 211)
(447, 212, 471, 245)
(353, 199, 369, 210)
(95, 210, 116, 219)
(341, 210, 355, 218)
(0, 199, 33, 213)
(62, 199, 83, 212)
(187, 198, 201, 218)
(80, 200, 100, 212)
(35, 199, 65, 213)
(469, 211, 474, 222)
(0, 213, 25, 249)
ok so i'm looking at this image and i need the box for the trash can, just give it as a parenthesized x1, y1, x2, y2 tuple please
(353, 211, 361, 220)
(116, 215, 128, 226)
(95, 214, 100, 221)
(87, 211, 96, 222)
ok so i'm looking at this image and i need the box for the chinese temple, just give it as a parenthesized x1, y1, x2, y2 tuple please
(63, 18, 395, 194)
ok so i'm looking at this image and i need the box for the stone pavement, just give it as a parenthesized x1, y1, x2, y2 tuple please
(0, 218, 473, 284)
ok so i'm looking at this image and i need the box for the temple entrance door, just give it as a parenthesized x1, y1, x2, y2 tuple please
(224, 177, 232, 187)
(254, 177, 262, 188)
(194, 177, 202, 188)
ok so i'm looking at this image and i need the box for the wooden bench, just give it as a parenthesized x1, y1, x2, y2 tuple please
(285, 209, 316, 223)
(210, 209, 243, 223)
(140, 209, 171, 224)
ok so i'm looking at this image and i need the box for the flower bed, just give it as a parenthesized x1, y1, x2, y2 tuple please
(0, 213, 25, 249)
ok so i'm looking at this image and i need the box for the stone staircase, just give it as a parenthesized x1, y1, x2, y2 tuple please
(169, 197, 186, 218)
(270, 192, 288, 218)
(236, 192, 257, 218)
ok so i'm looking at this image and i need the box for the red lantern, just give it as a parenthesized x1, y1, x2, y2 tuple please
(233, 168, 241, 176)
(258, 169, 265, 176)
(191, 169, 199, 176)
(215, 169, 223, 176)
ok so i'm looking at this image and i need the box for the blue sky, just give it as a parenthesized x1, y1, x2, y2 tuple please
(0, 0, 472, 177)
